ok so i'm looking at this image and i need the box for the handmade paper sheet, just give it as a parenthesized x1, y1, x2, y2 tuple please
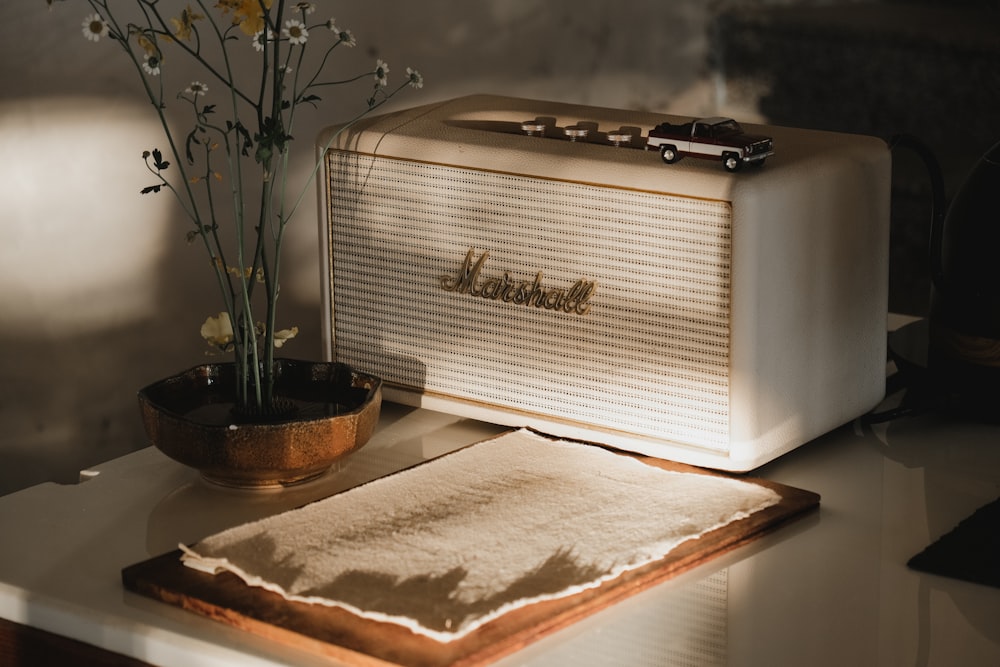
(181, 429, 780, 642)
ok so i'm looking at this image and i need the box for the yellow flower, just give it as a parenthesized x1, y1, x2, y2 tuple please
(273, 327, 298, 348)
(216, 0, 273, 36)
(136, 33, 158, 57)
(200, 312, 234, 349)
(171, 5, 205, 41)
(224, 265, 265, 282)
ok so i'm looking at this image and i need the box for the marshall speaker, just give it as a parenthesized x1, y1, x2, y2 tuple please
(318, 95, 891, 471)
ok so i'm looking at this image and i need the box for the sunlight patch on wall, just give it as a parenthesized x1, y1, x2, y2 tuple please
(0, 97, 171, 336)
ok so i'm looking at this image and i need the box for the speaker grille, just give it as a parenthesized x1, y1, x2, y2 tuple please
(327, 151, 732, 452)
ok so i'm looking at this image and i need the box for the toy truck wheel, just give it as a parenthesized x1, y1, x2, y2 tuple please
(659, 145, 680, 164)
(722, 152, 742, 172)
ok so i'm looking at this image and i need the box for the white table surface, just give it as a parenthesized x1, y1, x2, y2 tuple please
(1, 395, 999, 666)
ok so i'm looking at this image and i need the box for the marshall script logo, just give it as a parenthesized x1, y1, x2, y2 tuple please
(439, 249, 596, 315)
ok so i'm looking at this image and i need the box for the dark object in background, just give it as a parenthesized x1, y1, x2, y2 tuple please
(928, 140, 1000, 418)
(875, 137, 1000, 424)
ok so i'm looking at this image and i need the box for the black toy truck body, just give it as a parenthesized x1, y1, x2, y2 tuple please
(645, 117, 773, 172)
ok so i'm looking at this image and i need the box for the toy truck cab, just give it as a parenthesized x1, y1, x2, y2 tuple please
(646, 117, 774, 172)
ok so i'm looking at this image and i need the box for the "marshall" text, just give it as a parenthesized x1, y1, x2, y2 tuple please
(439, 249, 596, 316)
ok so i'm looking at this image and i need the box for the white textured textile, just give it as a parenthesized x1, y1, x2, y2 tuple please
(181, 429, 780, 641)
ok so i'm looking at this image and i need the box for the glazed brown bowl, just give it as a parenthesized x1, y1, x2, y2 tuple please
(138, 359, 382, 488)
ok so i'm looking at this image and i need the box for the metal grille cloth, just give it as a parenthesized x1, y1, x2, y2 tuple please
(326, 151, 733, 452)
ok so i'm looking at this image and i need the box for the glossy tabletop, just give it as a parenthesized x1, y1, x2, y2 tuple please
(0, 397, 998, 666)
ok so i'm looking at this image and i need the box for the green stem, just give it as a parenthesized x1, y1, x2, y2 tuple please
(285, 79, 415, 222)
(90, 0, 239, 369)
(74, 0, 422, 413)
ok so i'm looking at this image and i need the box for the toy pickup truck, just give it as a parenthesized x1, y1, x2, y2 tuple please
(645, 117, 773, 172)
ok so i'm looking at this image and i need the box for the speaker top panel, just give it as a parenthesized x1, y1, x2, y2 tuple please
(318, 94, 887, 204)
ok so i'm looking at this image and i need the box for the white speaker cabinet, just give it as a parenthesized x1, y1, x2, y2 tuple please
(318, 95, 891, 471)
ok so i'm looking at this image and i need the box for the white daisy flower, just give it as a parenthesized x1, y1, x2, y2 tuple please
(185, 81, 208, 96)
(282, 19, 308, 45)
(374, 59, 389, 87)
(251, 28, 275, 52)
(325, 19, 356, 47)
(82, 13, 109, 42)
(142, 53, 161, 76)
(406, 67, 424, 89)
(295, 2, 316, 14)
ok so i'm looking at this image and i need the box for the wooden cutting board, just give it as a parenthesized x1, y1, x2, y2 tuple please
(122, 448, 818, 667)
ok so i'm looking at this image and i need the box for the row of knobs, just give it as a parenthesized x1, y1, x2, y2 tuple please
(520, 121, 635, 147)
